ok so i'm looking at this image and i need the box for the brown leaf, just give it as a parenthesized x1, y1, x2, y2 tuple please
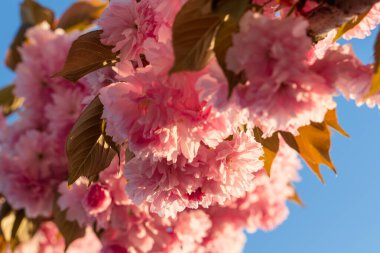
(213, 0, 251, 96)
(57, 0, 107, 32)
(253, 127, 279, 176)
(56, 30, 118, 82)
(66, 96, 117, 185)
(5, 0, 54, 70)
(170, 0, 222, 73)
(21, 0, 54, 25)
(324, 109, 349, 137)
(53, 196, 85, 250)
(214, 18, 245, 96)
(0, 85, 24, 116)
(212, 0, 252, 22)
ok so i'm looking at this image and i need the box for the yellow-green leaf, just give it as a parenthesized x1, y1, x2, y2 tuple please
(66, 96, 117, 185)
(280, 120, 335, 183)
(170, 0, 222, 73)
(367, 31, 380, 97)
(0, 85, 24, 116)
(53, 196, 85, 250)
(57, 0, 107, 32)
(333, 8, 371, 42)
(56, 30, 118, 82)
(324, 109, 349, 137)
(253, 127, 279, 176)
(6, 0, 54, 70)
(0, 207, 40, 250)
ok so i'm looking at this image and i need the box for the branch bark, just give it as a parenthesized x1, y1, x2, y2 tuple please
(306, 0, 380, 38)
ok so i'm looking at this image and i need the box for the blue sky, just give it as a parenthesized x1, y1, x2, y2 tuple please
(1, 1, 379, 253)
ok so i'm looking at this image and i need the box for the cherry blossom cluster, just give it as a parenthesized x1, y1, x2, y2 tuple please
(0, 0, 379, 252)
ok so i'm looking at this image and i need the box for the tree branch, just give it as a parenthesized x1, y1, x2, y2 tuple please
(306, 0, 380, 38)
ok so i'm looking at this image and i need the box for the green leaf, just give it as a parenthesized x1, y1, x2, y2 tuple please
(53, 196, 85, 250)
(6, 0, 54, 70)
(0, 85, 24, 116)
(333, 8, 371, 42)
(170, 0, 222, 73)
(280, 120, 335, 183)
(56, 30, 118, 82)
(66, 96, 117, 185)
(367, 31, 380, 97)
(253, 127, 279, 176)
(57, 0, 107, 32)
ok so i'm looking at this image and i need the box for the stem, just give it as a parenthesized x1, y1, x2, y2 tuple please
(306, 0, 380, 38)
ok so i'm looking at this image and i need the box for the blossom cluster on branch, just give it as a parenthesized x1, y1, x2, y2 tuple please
(0, 0, 379, 252)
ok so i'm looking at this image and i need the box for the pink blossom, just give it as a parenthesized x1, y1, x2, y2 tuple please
(343, 3, 380, 40)
(58, 180, 93, 227)
(98, 0, 163, 61)
(312, 45, 376, 108)
(208, 141, 302, 232)
(101, 204, 172, 253)
(82, 183, 112, 216)
(311, 30, 338, 60)
(58, 156, 128, 229)
(125, 132, 263, 217)
(14, 22, 79, 113)
(195, 61, 251, 130)
(45, 86, 88, 138)
(0, 130, 65, 218)
(13, 222, 101, 253)
(153, 0, 187, 25)
(100, 66, 231, 162)
(67, 227, 102, 253)
(226, 13, 335, 136)
(197, 222, 246, 253)
(172, 210, 212, 252)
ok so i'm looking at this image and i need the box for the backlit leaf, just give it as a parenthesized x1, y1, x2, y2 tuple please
(324, 109, 349, 137)
(57, 0, 107, 32)
(56, 30, 118, 82)
(6, 0, 54, 70)
(0, 207, 40, 250)
(333, 9, 371, 42)
(367, 31, 380, 97)
(253, 127, 279, 176)
(280, 120, 335, 183)
(53, 196, 85, 250)
(66, 96, 117, 185)
(170, 0, 222, 73)
(288, 185, 304, 207)
(0, 85, 24, 116)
